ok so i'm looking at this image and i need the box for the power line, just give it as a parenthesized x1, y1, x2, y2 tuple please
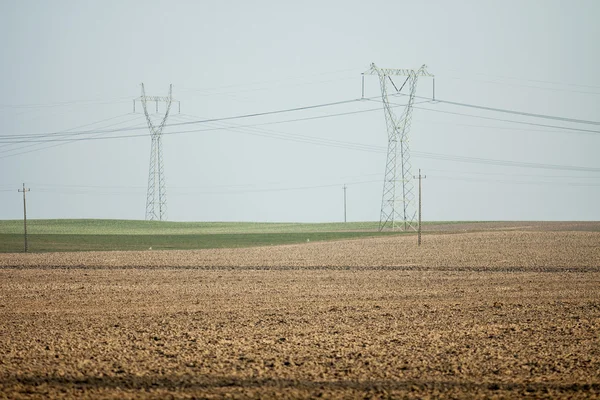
(15, 172, 600, 200)
(2, 91, 598, 174)
(0, 104, 389, 158)
(178, 68, 361, 93)
(417, 119, 574, 135)
(167, 98, 366, 126)
(172, 180, 379, 195)
(0, 99, 436, 151)
(438, 68, 600, 91)
(0, 113, 141, 142)
(429, 175, 600, 187)
(439, 74, 600, 96)
(0, 97, 131, 110)
(0, 99, 397, 146)
(0, 113, 146, 153)
(413, 151, 600, 172)
(377, 94, 600, 134)
(25, 172, 382, 192)
(0, 69, 363, 111)
(169, 111, 387, 153)
(412, 104, 600, 135)
(179, 76, 357, 98)
(0, 97, 371, 142)
(4, 90, 600, 144)
(4, 108, 598, 174)
(171, 108, 600, 174)
(434, 98, 600, 126)
(0, 114, 148, 158)
(425, 168, 600, 179)
(388, 91, 600, 125)
(29, 179, 381, 196)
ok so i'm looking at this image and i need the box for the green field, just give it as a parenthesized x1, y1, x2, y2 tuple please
(0, 219, 405, 253)
(0, 219, 383, 235)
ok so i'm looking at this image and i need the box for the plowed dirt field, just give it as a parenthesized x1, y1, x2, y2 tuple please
(1, 222, 599, 398)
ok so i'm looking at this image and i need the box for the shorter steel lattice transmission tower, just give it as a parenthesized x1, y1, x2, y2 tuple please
(364, 63, 433, 231)
(134, 84, 179, 221)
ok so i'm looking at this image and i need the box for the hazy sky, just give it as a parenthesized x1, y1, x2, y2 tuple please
(1, 0, 598, 222)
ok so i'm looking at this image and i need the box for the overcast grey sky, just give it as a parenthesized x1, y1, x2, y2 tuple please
(1, 0, 598, 222)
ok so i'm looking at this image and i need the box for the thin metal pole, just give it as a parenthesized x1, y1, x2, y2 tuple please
(361, 74, 365, 99)
(415, 169, 426, 246)
(418, 170, 422, 245)
(23, 184, 27, 252)
(343, 184, 347, 223)
(18, 183, 30, 252)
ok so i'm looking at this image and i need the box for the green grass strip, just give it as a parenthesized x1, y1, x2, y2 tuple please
(0, 219, 385, 235)
(0, 231, 405, 253)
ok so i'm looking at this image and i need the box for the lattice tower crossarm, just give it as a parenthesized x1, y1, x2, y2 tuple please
(364, 63, 433, 231)
(137, 83, 175, 221)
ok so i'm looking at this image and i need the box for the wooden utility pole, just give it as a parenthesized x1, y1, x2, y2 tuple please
(343, 184, 347, 223)
(414, 170, 426, 246)
(18, 183, 30, 252)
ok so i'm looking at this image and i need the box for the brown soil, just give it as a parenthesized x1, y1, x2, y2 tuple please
(1, 222, 599, 398)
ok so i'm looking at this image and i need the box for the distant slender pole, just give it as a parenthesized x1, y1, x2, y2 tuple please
(361, 74, 365, 99)
(418, 171, 422, 245)
(18, 183, 30, 252)
(413, 170, 426, 246)
(343, 184, 347, 223)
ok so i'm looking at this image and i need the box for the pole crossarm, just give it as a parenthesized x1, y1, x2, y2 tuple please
(364, 63, 434, 78)
(140, 83, 173, 136)
(137, 95, 174, 102)
(133, 84, 180, 116)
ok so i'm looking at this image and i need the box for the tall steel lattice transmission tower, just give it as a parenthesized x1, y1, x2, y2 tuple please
(134, 83, 178, 221)
(364, 63, 434, 231)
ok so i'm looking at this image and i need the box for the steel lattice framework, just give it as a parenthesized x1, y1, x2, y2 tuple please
(137, 83, 174, 221)
(364, 63, 433, 231)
